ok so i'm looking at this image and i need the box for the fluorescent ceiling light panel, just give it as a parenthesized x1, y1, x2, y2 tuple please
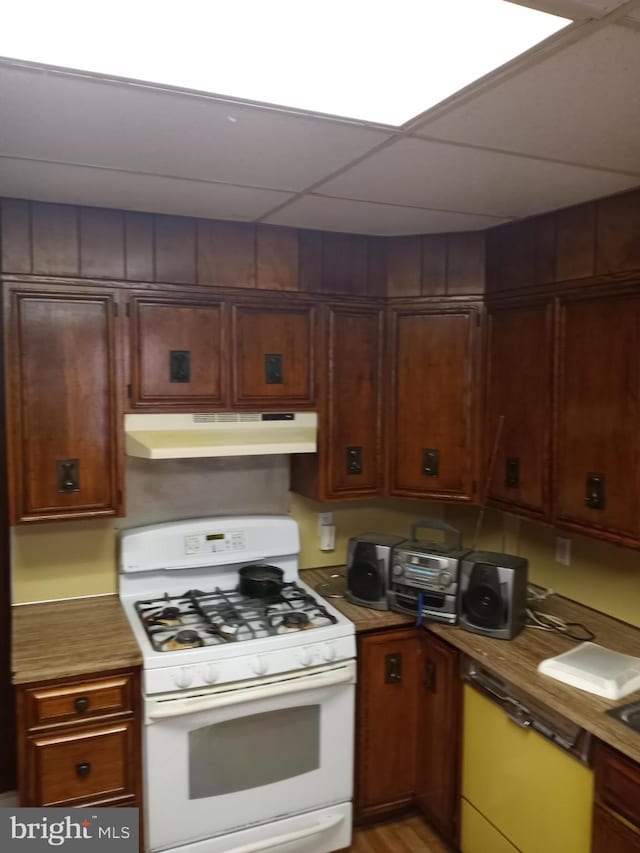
(0, 1, 570, 126)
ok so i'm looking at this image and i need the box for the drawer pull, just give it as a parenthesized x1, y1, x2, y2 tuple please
(74, 696, 90, 714)
(75, 761, 91, 779)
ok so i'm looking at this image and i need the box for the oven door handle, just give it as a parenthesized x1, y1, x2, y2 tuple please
(146, 662, 355, 722)
(221, 813, 344, 853)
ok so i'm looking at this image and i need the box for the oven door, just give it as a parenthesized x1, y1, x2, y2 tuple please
(143, 660, 356, 852)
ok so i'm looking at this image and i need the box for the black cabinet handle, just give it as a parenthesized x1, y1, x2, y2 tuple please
(74, 696, 90, 714)
(585, 473, 605, 510)
(75, 761, 91, 779)
(346, 446, 363, 475)
(170, 350, 191, 383)
(264, 354, 283, 384)
(385, 653, 403, 684)
(423, 659, 437, 693)
(422, 449, 440, 477)
(56, 459, 79, 493)
(506, 457, 520, 489)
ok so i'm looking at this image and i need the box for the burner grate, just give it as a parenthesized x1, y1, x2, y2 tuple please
(135, 582, 338, 652)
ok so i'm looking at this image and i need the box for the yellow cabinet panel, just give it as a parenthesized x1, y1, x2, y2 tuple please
(462, 684, 593, 853)
(461, 797, 518, 853)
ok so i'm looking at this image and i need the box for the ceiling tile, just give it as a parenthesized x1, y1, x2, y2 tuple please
(317, 137, 640, 218)
(263, 194, 507, 235)
(0, 64, 392, 192)
(0, 157, 293, 220)
(412, 24, 640, 174)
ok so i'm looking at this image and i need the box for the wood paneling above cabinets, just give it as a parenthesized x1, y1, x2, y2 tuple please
(0, 200, 386, 297)
(387, 232, 485, 298)
(486, 187, 640, 294)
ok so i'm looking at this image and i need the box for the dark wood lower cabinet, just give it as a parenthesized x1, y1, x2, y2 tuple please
(16, 668, 142, 809)
(417, 630, 461, 846)
(593, 804, 640, 852)
(593, 742, 640, 852)
(354, 626, 461, 845)
(355, 628, 420, 823)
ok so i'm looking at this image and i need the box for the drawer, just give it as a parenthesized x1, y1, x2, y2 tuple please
(24, 673, 134, 730)
(26, 721, 135, 806)
(596, 743, 640, 829)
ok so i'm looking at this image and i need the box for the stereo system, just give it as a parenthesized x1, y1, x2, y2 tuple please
(346, 519, 528, 638)
(387, 520, 468, 624)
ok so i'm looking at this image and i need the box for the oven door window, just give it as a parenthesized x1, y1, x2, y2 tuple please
(189, 705, 320, 798)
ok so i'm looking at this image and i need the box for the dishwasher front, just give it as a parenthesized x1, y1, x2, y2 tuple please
(461, 656, 594, 853)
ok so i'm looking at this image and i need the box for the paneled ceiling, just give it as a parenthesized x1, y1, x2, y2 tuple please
(1, 0, 639, 235)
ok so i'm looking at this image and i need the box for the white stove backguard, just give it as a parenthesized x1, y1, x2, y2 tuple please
(119, 515, 300, 598)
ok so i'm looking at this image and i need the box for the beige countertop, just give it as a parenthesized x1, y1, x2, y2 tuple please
(12, 594, 142, 685)
(302, 566, 640, 766)
(13, 571, 640, 766)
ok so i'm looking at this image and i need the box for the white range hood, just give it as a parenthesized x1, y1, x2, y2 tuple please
(125, 413, 317, 459)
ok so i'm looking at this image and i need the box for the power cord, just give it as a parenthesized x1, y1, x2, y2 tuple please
(525, 585, 595, 642)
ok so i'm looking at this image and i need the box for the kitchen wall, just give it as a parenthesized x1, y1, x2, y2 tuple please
(12, 457, 640, 630)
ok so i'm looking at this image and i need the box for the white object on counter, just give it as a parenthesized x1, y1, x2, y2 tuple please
(538, 641, 640, 700)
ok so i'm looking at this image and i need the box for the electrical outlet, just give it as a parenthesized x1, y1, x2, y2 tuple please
(317, 512, 333, 535)
(555, 536, 571, 566)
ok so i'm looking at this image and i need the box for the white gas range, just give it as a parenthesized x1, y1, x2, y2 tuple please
(119, 515, 356, 853)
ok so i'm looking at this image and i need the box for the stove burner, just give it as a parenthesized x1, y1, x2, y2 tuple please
(175, 629, 200, 645)
(135, 581, 339, 651)
(281, 612, 309, 629)
(162, 606, 181, 619)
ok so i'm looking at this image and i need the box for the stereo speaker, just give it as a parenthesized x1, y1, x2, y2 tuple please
(458, 551, 528, 640)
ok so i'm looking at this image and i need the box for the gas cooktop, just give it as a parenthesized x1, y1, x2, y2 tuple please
(137, 582, 339, 652)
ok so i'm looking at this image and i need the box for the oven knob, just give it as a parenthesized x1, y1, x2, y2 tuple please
(201, 664, 219, 684)
(174, 667, 193, 689)
(321, 643, 336, 662)
(251, 657, 269, 676)
(439, 571, 452, 587)
(297, 647, 314, 667)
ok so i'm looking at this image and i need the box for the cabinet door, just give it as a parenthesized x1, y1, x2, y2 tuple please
(555, 293, 640, 546)
(231, 302, 316, 408)
(388, 304, 480, 500)
(290, 303, 383, 500)
(355, 628, 420, 824)
(592, 804, 640, 853)
(485, 301, 553, 519)
(129, 294, 226, 409)
(417, 630, 461, 845)
(6, 285, 122, 523)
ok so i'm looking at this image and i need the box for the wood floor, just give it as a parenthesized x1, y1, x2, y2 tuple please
(348, 815, 452, 852)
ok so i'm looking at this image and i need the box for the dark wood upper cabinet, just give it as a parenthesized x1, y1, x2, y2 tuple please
(230, 301, 316, 408)
(129, 293, 227, 410)
(554, 291, 640, 546)
(387, 303, 481, 501)
(485, 300, 553, 520)
(5, 283, 123, 523)
(290, 303, 383, 500)
(417, 630, 461, 847)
